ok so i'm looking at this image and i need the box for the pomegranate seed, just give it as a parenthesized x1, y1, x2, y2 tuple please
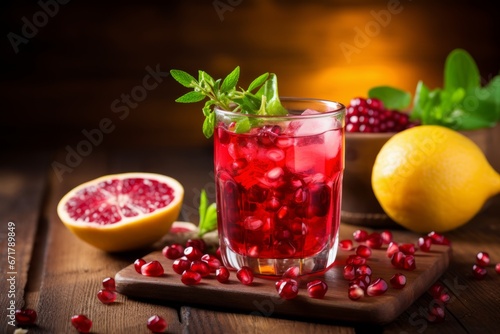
(141, 261, 164, 277)
(215, 247, 222, 260)
(339, 239, 354, 251)
(351, 274, 371, 290)
(366, 233, 383, 249)
(201, 254, 222, 272)
(15, 308, 37, 325)
(399, 243, 416, 255)
(356, 245, 372, 258)
(380, 230, 393, 244)
(472, 264, 487, 279)
(403, 255, 416, 271)
(216, 266, 230, 283)
(427, 231, 451, 246)
(356, 264, 372, 276)
(172, 258, 191, 275)
(181, 270, 202, 285)
(427, 304, 446, 323)
(439, 292, 451, 304)
(184, 246, 203, 261)
(97, 289, 117, 304)
(366, 278, 388, 296)
(496, 263, 500, 274)
(190, 260, 211, 277)
(343, 264, 356, 280)
(275, 278, 299, 300)
(71, 314, 92, 333)
(307, 279, 328, 299)
(391, 251, 405, 269)
(418, 237, 432, 252)
(162, 244, 184, 260)
(134, 258, 146, 274)
(102, 277, 116, 291)
(186, 238, 207, 253)
(349, 277, 368, 291)
(348, 284, 365, 300)
(147, 315, 168, 333)
(429, 283, 445, 298)
(390, 273, 406, 289)
(476, 252, 490, 267)
(346, 255, 367, 266)
(237, 266, 254, 285)
(386, 242, 400, 258)
(353, 229, 369, 242)
(282, 266, 300, 278)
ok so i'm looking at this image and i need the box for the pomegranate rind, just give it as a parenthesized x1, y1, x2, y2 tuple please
(57, 172, 184, 252)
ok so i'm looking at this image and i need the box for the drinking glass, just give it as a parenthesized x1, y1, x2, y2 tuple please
(214, 97, 345, 276)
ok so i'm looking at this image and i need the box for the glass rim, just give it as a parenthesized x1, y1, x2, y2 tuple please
(214, 97, 346, 120)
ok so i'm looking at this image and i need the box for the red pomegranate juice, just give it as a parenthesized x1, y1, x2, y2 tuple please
(215, 99, 345, 276)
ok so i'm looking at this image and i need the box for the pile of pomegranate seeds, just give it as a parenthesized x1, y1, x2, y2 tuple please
(345, 97, 416, 133)
(15, 308, 37, 326)
(147, 315, 168, 333)
(71, 314, 92, 333)
(133, 237, 332, 300)
(339, 229, 457, 301)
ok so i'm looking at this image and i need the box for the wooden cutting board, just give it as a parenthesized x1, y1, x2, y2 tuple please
(115, 243, 451, 325)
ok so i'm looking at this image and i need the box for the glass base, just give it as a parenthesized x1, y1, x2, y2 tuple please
(220, 235, 339, 277)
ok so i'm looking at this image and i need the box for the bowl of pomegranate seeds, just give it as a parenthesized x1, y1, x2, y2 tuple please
(342, 97, 418, 226)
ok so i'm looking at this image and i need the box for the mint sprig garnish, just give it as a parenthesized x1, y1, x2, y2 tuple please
(197, 189, 217, 237)
(367, 48, 500, 130)
(170, 66, 287, 138)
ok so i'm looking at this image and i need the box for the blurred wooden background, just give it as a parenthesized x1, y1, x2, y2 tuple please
(1, 0, 499, 150)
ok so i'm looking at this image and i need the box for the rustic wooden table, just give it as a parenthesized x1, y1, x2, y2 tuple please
(1, 146, 499, 334)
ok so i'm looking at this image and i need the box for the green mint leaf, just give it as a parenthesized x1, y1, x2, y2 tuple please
(368, 86, 411, 110)
(202, 100, 216, 117)
(220, 66, 240, 93)
(410, 80, 429, 121)
(175, 91, 205, 103)
(247, 72, 269, 92)
(235, 117, 251, 133)
(484, 75, 500, 122)
(452, 110, 497, 130)
(199, 70, 215, 87)
(256, 74, 287, 116)
(199, 203, 217, 236)
(444, 48, 480, 93)
(234, 94, 261, 114)
(198, 189, 208, 228)
(198, 190, 217, 236)
(203, 111, 215, 138)
(170, 69, 197, 88)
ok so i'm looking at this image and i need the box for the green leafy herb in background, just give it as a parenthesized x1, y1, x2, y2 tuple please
(170, 66, 287, 138)
(198, 189, 217, 237)
(367, 49, 500, 130)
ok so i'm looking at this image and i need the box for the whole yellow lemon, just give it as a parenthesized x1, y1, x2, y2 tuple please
(371, 125, 500, 233)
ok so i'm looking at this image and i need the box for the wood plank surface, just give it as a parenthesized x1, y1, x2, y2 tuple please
(1, 147, 499, 333)
(0, 151, 51, 334)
